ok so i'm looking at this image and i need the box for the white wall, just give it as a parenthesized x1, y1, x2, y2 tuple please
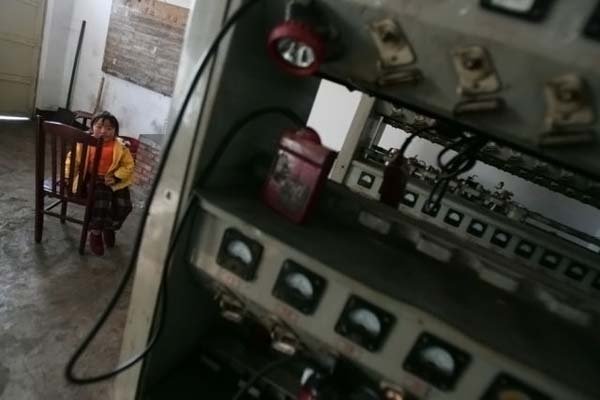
(37, 0, 75, 110)
(308, 81, 600, 238)
(37, 0, 193, 138)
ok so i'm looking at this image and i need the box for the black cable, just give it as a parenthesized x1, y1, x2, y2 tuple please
(231, 356, 296, 400)
(424, 135, 487, 212)
(65, 0, 261, 384)
(398, 132, 417, 158)
(196, 107, 304, 186)
(397, 125, 434, 159)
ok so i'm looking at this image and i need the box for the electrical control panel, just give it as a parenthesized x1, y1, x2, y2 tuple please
(188, 189, 599, 399)
(119, 1, 600, 399)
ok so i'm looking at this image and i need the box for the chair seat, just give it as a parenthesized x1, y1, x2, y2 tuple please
(43, 178, 88, 205)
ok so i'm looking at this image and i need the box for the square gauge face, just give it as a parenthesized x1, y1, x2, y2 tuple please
(272, 260, 327, 315)
(216, 228, 263, 281)
(335, 295, 395, 352)
(481, 373, 551, 400)
(403, 332, 471, 391)
(481, 0, 554, 21)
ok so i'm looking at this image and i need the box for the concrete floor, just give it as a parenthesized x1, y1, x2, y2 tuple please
(0, 120, 142, 399)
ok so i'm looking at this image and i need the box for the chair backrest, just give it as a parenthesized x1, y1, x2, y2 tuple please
(119, 135, 140, 160)
(36, 116, 103, 199)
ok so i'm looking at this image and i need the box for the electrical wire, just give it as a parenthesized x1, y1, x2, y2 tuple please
(424, 135, 487, 213)
(196, 107, 304, 186)
(231, 356, 296, 400)
(65, 0, 261, 384)
(397, 125, 434, 159)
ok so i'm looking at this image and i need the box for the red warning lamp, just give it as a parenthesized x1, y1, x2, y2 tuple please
(267, 0, 335, 77)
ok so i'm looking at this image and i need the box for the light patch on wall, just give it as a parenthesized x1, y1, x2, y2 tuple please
(0, 116, 29, 121)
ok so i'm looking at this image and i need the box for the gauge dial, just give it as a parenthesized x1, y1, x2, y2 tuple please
(217, 229, 263, 281)
(272, 260, 326, 315)
(420, 346, 455, 376)
(481, 373, 551, 400)
(403, 332, 471, 391)
(226, 240, 253, 264)
(480, 0, 552, 21)
(335, 295, 395, 352)
(349, 308, 381, 337)
(490, 0, 535, 12)
(285, 272, 314, 299)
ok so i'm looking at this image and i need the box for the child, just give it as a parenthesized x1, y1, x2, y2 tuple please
(66, 111, 135, 255)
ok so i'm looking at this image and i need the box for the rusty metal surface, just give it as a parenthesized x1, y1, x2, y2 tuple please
(316, 0, 600, 179)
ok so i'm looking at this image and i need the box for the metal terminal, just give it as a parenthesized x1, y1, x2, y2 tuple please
(270, 324, 300, 355)
(481, 142, 499, 154)
(559, 170, 575, 182)
(507, 150, 523, 164)
(380, 382, 410, 400)
(369, 19, 415, 69)
(534, 161, 550, 172)
(452, 46, 501, 96)
(542, 74, 596, 146)
(217, 292, 245, 323)
(383, 388, 405, 400)
(544, 74, 595, 129)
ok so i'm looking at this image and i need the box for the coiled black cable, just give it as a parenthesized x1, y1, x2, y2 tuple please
(424, 135, 487, 213)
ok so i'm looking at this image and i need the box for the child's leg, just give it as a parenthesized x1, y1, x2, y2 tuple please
(89, 182, 114, 231)
(89, 182, 114, 255)
(108, 187, 133, 231)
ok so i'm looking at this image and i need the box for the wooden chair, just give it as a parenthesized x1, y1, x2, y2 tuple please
(34, 116, 103, 254)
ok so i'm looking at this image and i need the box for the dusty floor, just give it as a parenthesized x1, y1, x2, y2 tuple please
(0, 120, 142, 399)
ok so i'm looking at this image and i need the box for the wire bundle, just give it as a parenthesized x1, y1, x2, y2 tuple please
(424, 135, 488, 213)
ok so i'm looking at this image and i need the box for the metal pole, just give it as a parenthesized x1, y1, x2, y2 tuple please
(66, 20, 86, 109)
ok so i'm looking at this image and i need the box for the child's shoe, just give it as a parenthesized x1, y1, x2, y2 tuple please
(103, 230, 115, 248)
(89, 232, 104, 256)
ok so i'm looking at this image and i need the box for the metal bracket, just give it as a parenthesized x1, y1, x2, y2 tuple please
(369, 19, 415, 69)
(544, 74, 595, 129)
(452, 46, 501, 96)
(541, 74, 596, 146)
(452, 46, 503, 114)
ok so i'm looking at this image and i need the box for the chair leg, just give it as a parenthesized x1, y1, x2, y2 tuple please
(79, 224, 88, 255)
(80, 204, 94, 255)
(35, 194, 44, 243)
(60, 200, 67, 224)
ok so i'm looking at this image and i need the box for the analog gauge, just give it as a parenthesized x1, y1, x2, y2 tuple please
(481, 373, 551, 400)
(217, 229, 263, 281)
(227, 240, 253, 264)
(272, 260, 326, 315)
(420, 346, 456, 376)
(335, 295, 395, 352)
(490, 0, 535, 12)
(403, 332, 471, 391)
(349, 309, 382, 337)
(285, 272, 314, 299)
(480, 0, 553, 21)
(497, 390, 531, 400)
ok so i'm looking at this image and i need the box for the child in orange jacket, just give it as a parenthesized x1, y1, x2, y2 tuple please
(67, 111, 135, 255)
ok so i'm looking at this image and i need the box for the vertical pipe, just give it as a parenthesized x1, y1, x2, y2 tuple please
(66, 20, 87, 109)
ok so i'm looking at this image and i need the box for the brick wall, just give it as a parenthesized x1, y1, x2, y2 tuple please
(102, 0, 189, 96)
(134, 134, 164, 193)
